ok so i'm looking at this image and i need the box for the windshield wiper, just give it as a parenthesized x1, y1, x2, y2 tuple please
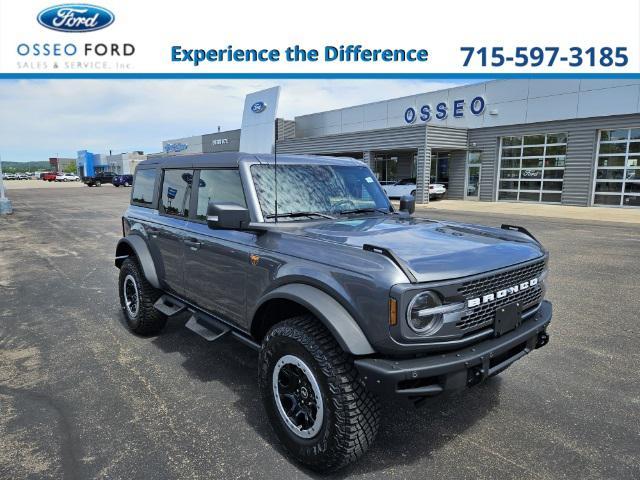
(266, 211, 336, 220)
(338, 207, 390, 216)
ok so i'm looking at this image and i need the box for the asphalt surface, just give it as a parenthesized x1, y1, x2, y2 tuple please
(0, 186, 639, 480)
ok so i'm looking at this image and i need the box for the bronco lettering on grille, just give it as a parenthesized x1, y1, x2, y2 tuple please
(467, 277, 539, 308)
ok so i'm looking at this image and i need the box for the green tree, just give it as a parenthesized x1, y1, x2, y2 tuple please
(63, 163, 77, 174)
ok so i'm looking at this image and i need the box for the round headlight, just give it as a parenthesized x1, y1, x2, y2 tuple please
(406, 291, 444, 335)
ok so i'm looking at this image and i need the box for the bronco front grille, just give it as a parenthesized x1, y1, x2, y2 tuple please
(456, 260, 546, 332)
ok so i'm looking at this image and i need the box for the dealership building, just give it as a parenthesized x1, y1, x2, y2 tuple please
(77, 150, 147, 177)
(161, 79, 640, 208)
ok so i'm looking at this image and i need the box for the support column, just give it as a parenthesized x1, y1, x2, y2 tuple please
(415, 146, 431, 204)
(362, 150, 373, 169)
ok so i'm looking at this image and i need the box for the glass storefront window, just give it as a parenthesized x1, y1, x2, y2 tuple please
(545, 157, 566, 168)
(523, 146, 544, 157)
(623, 195, 640, 206)
(547, 133, 567, 144)
(600, 129, 629, 141)
(596, 169, 624, 180)
(599, 143, 627, 154)
(594, 129, 640, 207)
(502, 136, 522, 147)
(598, 156, 626, 167)
(498, 133, 567, 203)
(524, 134, 545, 145)
(501, 170, 520, 179)
(544, 169, 564, 179)
(541, 192, 562, 202)
(594, 194, 622, 205)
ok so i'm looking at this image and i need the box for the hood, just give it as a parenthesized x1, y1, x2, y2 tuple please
(285, 215, 545, 283)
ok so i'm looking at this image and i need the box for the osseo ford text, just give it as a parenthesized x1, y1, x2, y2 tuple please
(16, 43, 135, 57)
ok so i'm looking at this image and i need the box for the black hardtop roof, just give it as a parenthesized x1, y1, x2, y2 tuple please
(136, 152, 362, 169)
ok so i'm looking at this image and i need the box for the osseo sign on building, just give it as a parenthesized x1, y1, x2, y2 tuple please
(404, 96, 486, 124)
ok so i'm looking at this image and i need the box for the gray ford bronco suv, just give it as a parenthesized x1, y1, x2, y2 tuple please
(115, 152, 552, 472)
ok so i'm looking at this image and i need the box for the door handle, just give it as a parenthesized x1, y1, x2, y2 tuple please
(183, 238, 202, 250)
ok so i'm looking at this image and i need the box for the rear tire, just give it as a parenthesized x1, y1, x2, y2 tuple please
(259, 316, 380, 472)
(95, 180, 102, 187)
(118, 258, 167, 335)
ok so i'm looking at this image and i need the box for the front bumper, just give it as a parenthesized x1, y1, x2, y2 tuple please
(355, 300, 552, 403)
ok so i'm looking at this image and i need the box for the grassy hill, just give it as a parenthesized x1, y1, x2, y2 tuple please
(1, 161, 52, 173)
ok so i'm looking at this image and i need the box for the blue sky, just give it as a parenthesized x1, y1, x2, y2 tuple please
(0, 79, 477, 163)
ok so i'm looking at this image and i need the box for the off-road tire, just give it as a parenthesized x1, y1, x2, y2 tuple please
(259, 316, 380, 472)
(118, 258, 167, 335)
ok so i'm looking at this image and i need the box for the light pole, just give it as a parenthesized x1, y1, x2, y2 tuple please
(0, 155, 14, 215)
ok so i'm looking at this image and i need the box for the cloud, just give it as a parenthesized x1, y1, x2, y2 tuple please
(0, 79, 474, 162)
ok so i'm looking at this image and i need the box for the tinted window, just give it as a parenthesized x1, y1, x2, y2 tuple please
(131, 169, 156, 206)
(196, 169, 247, 220)
(160, 169, 193, 217)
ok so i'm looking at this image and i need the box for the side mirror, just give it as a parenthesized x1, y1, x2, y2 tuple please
(399, 195, 415, 215)
(207, 202, 251, 230)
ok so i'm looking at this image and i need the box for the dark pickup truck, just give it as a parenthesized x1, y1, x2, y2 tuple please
(84, 171, 116, 187)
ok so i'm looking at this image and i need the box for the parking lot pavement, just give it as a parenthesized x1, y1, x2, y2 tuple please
(1, 187, 639, 480)
(3, 179, 87, 190)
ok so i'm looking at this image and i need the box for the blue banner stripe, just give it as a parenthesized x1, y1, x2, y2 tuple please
(2, 73, 640, 79)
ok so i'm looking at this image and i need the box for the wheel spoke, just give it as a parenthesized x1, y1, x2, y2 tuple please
(273, 356, 323, 438)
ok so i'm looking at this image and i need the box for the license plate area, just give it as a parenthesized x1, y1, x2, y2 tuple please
(494, 302, 521, 336)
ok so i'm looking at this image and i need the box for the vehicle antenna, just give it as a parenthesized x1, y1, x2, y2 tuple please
(274, 121, 278, 223)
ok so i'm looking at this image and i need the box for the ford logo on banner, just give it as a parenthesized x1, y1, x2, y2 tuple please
(251, 101, 267, 113)
(37, 4, 115, 32)
(164, 143, 188, 153)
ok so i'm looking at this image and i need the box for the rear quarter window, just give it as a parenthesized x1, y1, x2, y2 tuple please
(131, 169, 156, 207)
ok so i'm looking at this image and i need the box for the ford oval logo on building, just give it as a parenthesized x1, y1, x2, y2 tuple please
(251, 101, 267, 113)
(37, 4, 115, 32)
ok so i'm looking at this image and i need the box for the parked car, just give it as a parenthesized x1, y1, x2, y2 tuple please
(112, 174, 133, 187)
(15, 173, 29, 180)
(56, 173, 80, 182)
(115, 153, 552, 472)
(428, 182, 447, 199)
(83, 171, 116, 187)
(382, 177, 447, 200)
(3, 173, 17, 180)
(42, 172, 58, 182)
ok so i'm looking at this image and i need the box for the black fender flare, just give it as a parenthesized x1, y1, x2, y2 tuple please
(255, 284, 375, 356)
(115, 236, 161, 289)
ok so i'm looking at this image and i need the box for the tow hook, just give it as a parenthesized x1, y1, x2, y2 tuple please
(535, 330, 550, 349)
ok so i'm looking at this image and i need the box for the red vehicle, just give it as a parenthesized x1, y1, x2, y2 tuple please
(42, 172, 58, 182)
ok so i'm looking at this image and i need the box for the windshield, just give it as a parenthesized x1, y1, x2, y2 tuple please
(251, 164, 391, 221)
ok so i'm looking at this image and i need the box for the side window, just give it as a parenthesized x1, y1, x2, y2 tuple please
(131, 169, 156, 206)
(196, 169, 247, 220)
(160, 169, 194, 217)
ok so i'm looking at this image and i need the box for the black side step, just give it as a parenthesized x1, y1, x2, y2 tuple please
(154, 295, 186, 317)
(185, 314, 231, 342)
